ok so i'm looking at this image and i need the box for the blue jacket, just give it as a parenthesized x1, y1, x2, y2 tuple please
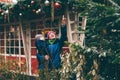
(35, 25, 67, 69)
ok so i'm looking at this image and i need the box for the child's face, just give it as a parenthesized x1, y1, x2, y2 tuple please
(48, 32, 56, 40)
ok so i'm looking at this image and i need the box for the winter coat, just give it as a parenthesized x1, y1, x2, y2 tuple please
(35, 25, 67, 70)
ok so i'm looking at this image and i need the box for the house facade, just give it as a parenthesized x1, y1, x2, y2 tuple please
(0, 17, 72, 76)
(0, 1, 86, 76)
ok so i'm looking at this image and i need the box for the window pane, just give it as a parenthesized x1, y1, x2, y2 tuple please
(36, 30, 42, 34)
(6, 40, 10, 46)
(31, 48, 37, 55)
(6, 32, 10, 39)
(11, 40, 14, 46)
(31, 31, 36, 38)
(0, 33, 4, 39)
(15, 40, 19, 46)
(6, 47, 14, 54)
(21, 48, 24, 55)
(31, 39, 35, 47)
(15, 48, 19, 54)
(11, 48, 15, 54)
(21, 40, 23, 46)
(10, 32, 15, 38)
(0, 27, 4, 32)
(0, 40, 4, 46)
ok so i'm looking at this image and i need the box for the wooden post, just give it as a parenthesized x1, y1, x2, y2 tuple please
(66, 7, 74, 42)
(79, 16, 87, 48)
(19, 21, 29, 75)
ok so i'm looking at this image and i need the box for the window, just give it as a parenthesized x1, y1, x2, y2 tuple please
(30, 18, 60, 56)
(0, 27, 5, 54)
(5, 25, 24, 55)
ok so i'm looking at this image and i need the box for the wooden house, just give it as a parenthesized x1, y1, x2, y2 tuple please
(0, 0, 87, 76)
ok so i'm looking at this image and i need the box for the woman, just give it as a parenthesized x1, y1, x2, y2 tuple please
(35, 16, 67, 79)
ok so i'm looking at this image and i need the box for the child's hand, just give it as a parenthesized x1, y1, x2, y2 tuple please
(62, 15, 67, 25)
(45, 55, 50, 60)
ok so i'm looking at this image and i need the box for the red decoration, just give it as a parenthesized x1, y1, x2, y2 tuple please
(0, 9, 3, 13)
(31, 0, 35, 4)
(54, 2, 62, 10)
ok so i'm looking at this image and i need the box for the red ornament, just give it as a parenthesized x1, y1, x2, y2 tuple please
(54, 2, 62, 10)
(0, 9, 3, 13)
(31, 0, 35, 4)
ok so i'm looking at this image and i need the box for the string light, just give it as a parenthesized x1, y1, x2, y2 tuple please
(0, 8, 3, 13)
(19, 13, 22, 16)
(1, 12, 4, 15)
(36, 8, 41, 14)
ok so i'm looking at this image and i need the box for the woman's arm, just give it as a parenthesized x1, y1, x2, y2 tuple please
(59, 16, 67, 48)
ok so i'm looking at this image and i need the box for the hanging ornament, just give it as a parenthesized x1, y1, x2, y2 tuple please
(54, 1, 62, 10)
(36, 9, 41, 14)
(27, 5, 31, 8)
(10, 26, 15, 33)
(1, 12, 4, 15)
(45, 0, 50, 6)
(37, 9, 41, 12)
(19, 13, 22, 16)
(0, 8, 3, 13)
(31, 0, 35, 4)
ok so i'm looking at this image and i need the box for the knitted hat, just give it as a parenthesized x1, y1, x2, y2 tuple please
(47, 31, 56, 39)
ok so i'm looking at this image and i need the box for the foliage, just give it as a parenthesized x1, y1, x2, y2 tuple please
(60, 42, 85, 80)
(0, 55, 37, 80)
(84, 0, 120, 64)
(0, 0, 120, 79)
(59, 0, 120, 80)
(78, 0, 120, 79)
(0, 0, 66, 23)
